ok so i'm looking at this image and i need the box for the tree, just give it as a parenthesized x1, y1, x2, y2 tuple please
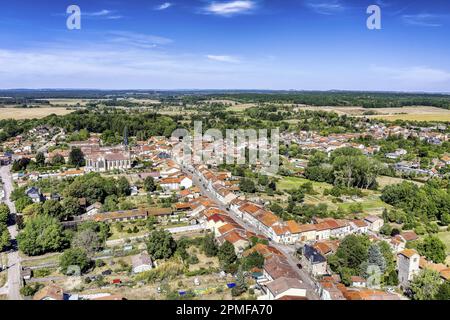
(218, 241, 237, 267)
(378, 241, 397, 283)
(258, 175, 269, 186)
(15, 196, 33, 213)
(417, 236, 446, 263)
(35, 152, 45, 166)
(269, 203, 284, 216)
(59, 248, 91, 275)
(68, 147, 85, 167)
(22, 203, 43, 217)
(239, 178, 256, 193)
(51, 154, 65, 166)
(0, 227, 11, 252)
(144, 176, 157, 192)
(379, 224, 393, 236)
(61, 196, 82, 219)
(71, 228, 102, 257)
(232, 266, 247, 296)
(435, 282, 450, 300)
(102, 195, 118, 212)
(410, 269, 441, 300)
(241, 252, 264, 271)
(42, 200, 63, 219)
(367, 243, 386, 274)
(77, 221, 110, 243)
(146, 229, 177, 260)
(17, 215, 67, 256)
(202, 233, 218, 257)
(442, 212, 450, 226)
(116, 177, 131, 197)
(334, 234, 370, 274)
(0, 203, 10, 225)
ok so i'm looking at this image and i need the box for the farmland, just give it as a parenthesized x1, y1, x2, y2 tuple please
(295, 105, 450, 122)
(0, 107, 75, 120)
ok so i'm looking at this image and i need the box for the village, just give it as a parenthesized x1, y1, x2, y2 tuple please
(0, 118, 449, 301)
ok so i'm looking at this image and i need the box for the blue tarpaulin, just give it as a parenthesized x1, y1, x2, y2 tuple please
(227, 283, 236, 288)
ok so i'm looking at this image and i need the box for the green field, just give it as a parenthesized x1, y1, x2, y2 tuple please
(437, 231, 450, 254)
(337, 195, 391, 213)
(277, 176, 332, 192)
(277, 176, 390, 215)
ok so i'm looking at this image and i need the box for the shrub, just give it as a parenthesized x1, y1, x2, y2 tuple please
(20, 283, 43, 297)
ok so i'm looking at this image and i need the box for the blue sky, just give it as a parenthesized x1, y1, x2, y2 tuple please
(0, 0, 449, 91)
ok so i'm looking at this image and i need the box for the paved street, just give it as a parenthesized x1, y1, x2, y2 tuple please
(182, 163, 320, 300)
(0, 165, 22, 300)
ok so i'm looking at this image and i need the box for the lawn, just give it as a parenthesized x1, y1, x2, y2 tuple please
(337, 195, 391, 214)
(277, 176, 332, 193)
(437, 231, 450, 255)
(376, 176, 423, 189)
(21, 252, 61, 268)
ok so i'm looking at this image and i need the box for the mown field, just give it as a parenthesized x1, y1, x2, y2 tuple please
(277, 176, 390, 215)
(295, 105, 450, 122)
(369, 113, 450, 122)
(0, 107, 75, 120)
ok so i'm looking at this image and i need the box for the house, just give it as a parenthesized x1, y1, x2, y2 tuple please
(314, 222, 331, 241)
(91, 208, 149, 223)
(33, 285, 65, 300)
(385, 149, 407, 159)
(263, 277, 308, 300)
(318, 278, 346, 300)
(218, 231, 249, 255)
(350, 276, 367, 288)
(301, 244, 327, 276)
(131, 252, 153, 273)
(314, 218, 351, 238)
(86, 202, 102, 216)
(25, 186, 43, 203)
(389, 237, 406, 253)
(243, 243, 281, 260)
(399, 230, 419, 242)
(159, 176, 193, 191)
(342, 288, 400, 300)
(295, 224, 317, 242)
(397, 249, 420, 289)
(350, 220, 369, 234)
(263, 254, 298, 282)
(364, 215, 384, 232)
(313, 240, 340, 256)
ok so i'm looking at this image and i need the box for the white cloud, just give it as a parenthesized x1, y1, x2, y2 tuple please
(203, 1, 255, 16)
(206, 55, 240, 63)
(87, 9, 112, 16)
(304, 0, 345, 15)
(155, 3, 173, 11)
(107, 31, 173, 49)
(402, 14, 444, 27)
(371, 65, 450, 84)
(0, 43, 254, 89)
(65, 9, 124, 20)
